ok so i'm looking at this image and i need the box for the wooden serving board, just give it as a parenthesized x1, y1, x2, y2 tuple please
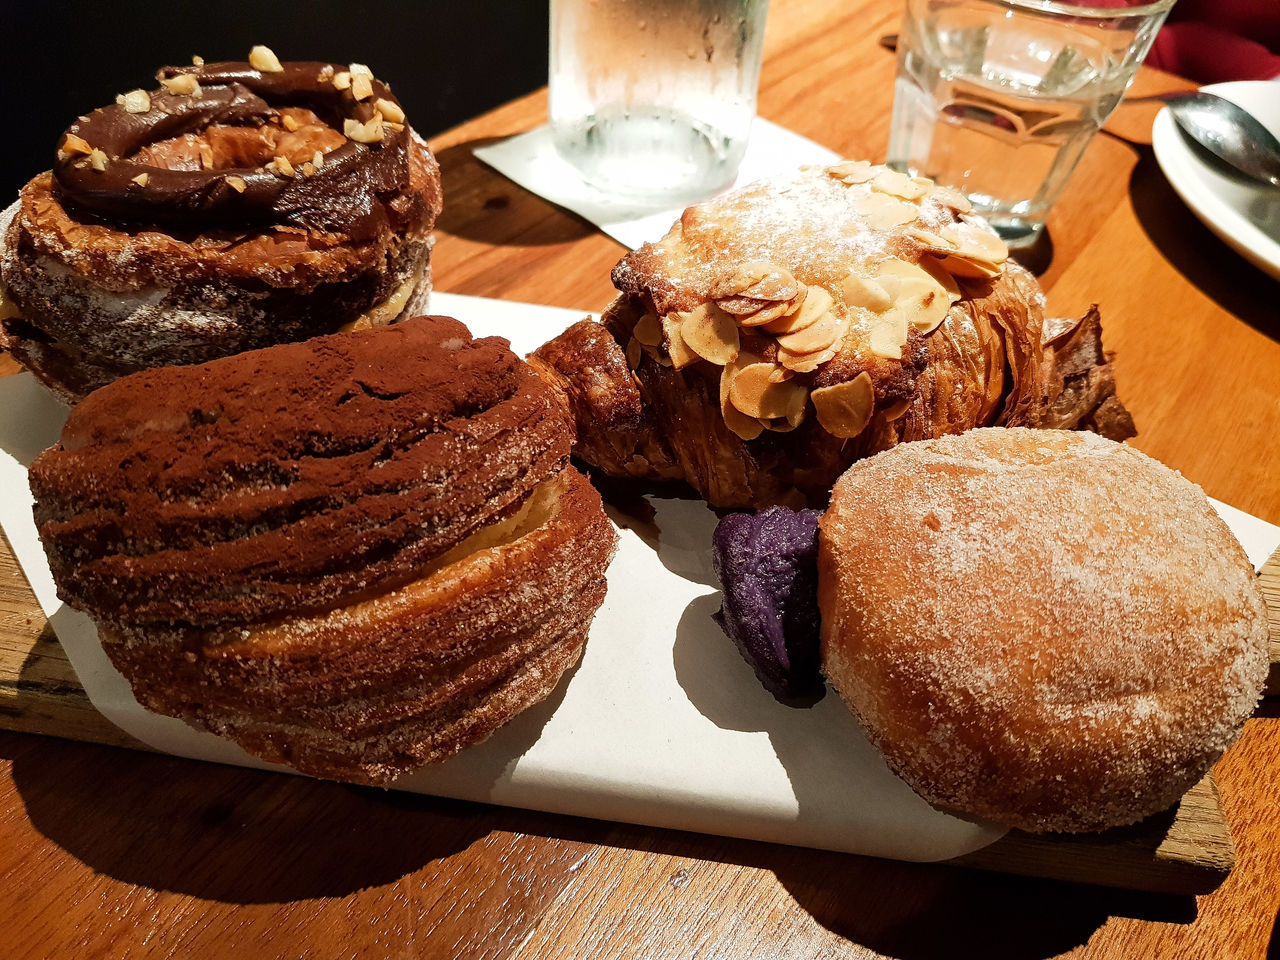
(1, 524, 1276, 896)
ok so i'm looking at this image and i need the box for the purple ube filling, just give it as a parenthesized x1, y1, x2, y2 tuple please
(711, 506, 825, 704)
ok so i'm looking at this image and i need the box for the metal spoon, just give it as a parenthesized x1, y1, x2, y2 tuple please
(1124, 91, 1280, 187)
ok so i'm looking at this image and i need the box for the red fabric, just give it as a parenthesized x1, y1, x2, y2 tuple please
(1148, 21, 1280, 83)
(1147, 0, 1280, 83)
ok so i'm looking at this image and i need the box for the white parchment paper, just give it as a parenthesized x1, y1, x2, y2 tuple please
(472, 120, 840, 249)
(3, 292, 1278, 862)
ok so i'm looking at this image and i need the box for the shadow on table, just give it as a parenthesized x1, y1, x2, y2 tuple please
(1127, 145, 1280, 341)
(432, 139, 600, 248)
(7, 648, 580, 903)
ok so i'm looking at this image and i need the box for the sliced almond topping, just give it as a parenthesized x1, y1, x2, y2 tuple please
(869, 316, 908, 359)
(854, 192, 920, 231)
(89, 148, 108, 172)
(343, 116, 384, 144)
(722, 295, 805, 326)
(762, 285, 833, 335)
(761, 405, 807, 433)
(719, 354, 766, 441)
(226, 176, 247, 193)
(931, 184, 973, 214)
(729, 362, 808, 420)
(374, 97, 405, 124)
(160, 73, 202, 97)
(937, 253, 1003, 280)
(282, 114, 299, 132)
(939, 221, 1008, 265)
(777, 343, 838, 374)
(672, 303, 739, 366)
(130, 172, 149, 187)
(840, 273, 893, 313)
(117, 89, 151, 114)
(882, 398, 912, 421)
(776, 308, 843, 355)
(812, 373, 875, 438)
(632, 310, 662, 347)
(660, 314, 700, 369)
(874, 259, 955, 334)
(828, 160, 876, 184)
(333, 71, 352, 91)
(58, 133, 93, 159)
(626, 337, 643, 370)
(351, 73, 374, 101)
(871, 168, 928, 201)
(249, 45, 284, 73)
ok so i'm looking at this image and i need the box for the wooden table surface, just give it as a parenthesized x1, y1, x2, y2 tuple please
(4, 1, 1280, 957)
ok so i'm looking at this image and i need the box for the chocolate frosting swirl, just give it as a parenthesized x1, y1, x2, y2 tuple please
(52, 60, 410, 240)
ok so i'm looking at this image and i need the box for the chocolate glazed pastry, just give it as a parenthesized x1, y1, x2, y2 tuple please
(529, 162, 1136, 509)
(28, 316, 618, 785)
(0, 48, 442, 402)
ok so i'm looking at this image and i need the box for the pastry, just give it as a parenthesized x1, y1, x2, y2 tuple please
(714, 428, 1268, 832)
(530, 162, 1135, 509)
(1, 47, 442, 402)
(28, 316, 617, 785)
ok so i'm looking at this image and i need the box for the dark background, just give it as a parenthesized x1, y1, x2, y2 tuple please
(1, 0, 550, 198)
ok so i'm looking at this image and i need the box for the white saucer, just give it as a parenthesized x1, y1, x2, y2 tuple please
(1150, 80, 1280, 280)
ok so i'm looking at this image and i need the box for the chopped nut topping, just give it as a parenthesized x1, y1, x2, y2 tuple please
(301, 161, 316, 177)
(332, 71, 352, 91)
(312, 150, 324, 168)
(317, 64, 335, 82)
(343, 116, 384, 144)
(192, 55, 205, 66)
(249, 45, 284, 73)
(269, 155, 296, 177)
(351, 73, 374, 101)
(374, 97, 405, 123)
(117, 89, 151, 114)
(89, 148, 109, 171)
(198, 143, 214, 170)
(131, 172, 149, 186)
(160, 74, 202, 97)
(58, 133, 94, 160)
(349, 62, 373, 78)
(812, 373, 875, 438)
(226, 176, 247, 193)
(282, 114, 299, 132)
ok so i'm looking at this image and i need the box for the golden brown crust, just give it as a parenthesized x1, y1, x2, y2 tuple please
(818, 428, 1268, 832)
(532, 163, 1134, 509)
(31, 318, 618, 783)
(100, 469, 615, 785)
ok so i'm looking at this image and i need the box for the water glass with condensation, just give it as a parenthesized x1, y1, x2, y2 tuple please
(549, 0, 770, 203)
(888, 0, 1175, 247)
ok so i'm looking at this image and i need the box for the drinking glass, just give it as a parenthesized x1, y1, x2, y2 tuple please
(888, 0, 1176, 247)
(549, 0, 770, 203)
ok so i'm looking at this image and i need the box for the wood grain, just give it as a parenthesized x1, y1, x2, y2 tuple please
(2, 0, 1280, 956)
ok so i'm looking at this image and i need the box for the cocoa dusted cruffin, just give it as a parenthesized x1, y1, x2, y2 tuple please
(29, 317, 617, 785)
(529, 162, 1135, 509)
(0, 47, 442, 403)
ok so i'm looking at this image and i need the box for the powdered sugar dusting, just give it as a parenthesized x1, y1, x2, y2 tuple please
(820, 427, 1269, 832)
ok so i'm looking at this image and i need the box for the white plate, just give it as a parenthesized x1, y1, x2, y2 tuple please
(1151, 80, 1280, 280)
